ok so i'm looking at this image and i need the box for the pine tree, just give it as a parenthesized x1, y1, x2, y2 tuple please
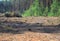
(43, 7, 48, 16)
(49, 0, 58, 16)
(22, 0, 42, 17)
(56, 0, 60, 16)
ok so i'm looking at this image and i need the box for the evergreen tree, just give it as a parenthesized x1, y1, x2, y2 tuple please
(22, 0, 42, 17)
(49, 0, 58, 16)
(43, 7, 48, 16)
(56, 1, 60, 16)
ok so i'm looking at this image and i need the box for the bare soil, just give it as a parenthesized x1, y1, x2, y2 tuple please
(0, 17, 60, 41)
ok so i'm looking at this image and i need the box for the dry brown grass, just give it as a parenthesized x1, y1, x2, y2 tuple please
(0, 17, 60, 25)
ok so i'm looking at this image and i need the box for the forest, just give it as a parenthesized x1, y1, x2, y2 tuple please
(0, 0, 60, 17)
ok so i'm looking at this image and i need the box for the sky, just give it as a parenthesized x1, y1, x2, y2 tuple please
(0, 0, 9, 1)
(0, 0, 5, 1)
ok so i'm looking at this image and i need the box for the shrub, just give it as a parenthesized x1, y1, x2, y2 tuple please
(43, 7, 48, 16)
(5, 12, 14, 17)
(5, 11, 22, 17)
(49, 0, 58, 16)
(22, 0, 42, 17)
(5, 12, 11, 17)
(14, 12, 22, 17)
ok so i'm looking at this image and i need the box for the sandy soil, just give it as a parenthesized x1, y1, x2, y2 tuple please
(0, 32, 60, 41)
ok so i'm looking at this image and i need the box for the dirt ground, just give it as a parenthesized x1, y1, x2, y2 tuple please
(0, 17, 60, 41)
(0, 32, 60, 41)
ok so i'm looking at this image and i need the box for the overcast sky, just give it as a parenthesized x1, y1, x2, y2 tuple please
(0, 0, 4, 1)
(0, 0, 9, 1)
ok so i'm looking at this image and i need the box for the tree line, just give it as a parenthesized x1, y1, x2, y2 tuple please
(0, 0, 60, 17)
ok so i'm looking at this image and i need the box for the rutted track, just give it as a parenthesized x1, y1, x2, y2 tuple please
(0, 22, 60, 33)
(0, 17, 60, 41)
